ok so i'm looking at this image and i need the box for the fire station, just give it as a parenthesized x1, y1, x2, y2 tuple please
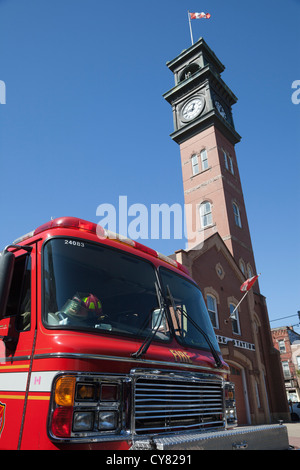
(164, 38, 289, 425)
(0, 35, 292, 451)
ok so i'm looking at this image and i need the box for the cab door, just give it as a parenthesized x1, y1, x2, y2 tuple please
(0, 245, 36, 449)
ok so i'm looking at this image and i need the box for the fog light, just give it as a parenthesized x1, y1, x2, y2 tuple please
(98, 411, 118, 431)
(73, 411, 94, 432)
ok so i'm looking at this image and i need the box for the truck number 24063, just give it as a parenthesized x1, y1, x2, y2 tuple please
(64, 239, 85, 247)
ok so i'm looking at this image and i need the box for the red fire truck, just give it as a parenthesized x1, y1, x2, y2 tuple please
(0, 217, 289, 450)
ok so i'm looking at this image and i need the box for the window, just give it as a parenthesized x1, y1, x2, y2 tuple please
(282, 361, 291, 379)
(233, 202, 242, 227)
(200, 149, 208, 170)
(191, 151, 208, 176)
(230, 303, 241, 335)
(215, 263, 224, 280)
(207, 294, 218, 329)
(223, 150, 234, 174)
(229, 155, 234, 174)
(179, 63, 200, 83)
(278, 340, 286, 353)
(5, 255, 31, 331)
(247, 264, 253, 278)
(255, 381, 261, 408)
(160, 268, 220, 353)
(43, 238, 170, 341)
(230, 365, 241, 376)
(200, 201, 212, 228)
(191, 154, 199, 175)
(239, 259, 246, 275)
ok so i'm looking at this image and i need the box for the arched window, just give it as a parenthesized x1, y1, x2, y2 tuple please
(207, 294, 218, 329)
(223, 150, 234, 174)
(200, 201, 212, 228)
(239, 259, 246, 276)
(179, 63, 200, 82)
(233, 202, 242, 227)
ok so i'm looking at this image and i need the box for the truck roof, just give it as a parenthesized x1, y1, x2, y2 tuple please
(12, 216, 190, 276)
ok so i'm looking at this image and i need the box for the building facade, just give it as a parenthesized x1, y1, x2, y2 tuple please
(271, 326, 300, 403)
(164, 38, 289, 424)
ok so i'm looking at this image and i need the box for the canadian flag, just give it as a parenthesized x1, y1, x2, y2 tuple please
(190, 12, 211, 19)
(240, 274, 260, 292)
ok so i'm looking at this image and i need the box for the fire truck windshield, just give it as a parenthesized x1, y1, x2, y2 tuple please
(160, 268, 220, 354)
(43, 238, 170, 341)
(43, 238, 220, 354)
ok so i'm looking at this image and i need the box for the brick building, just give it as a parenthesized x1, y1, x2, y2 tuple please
(271, 326, 300, 403)
(164, 38, 289, 424)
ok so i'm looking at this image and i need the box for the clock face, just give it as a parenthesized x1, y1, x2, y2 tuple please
(215, 101, 227, 119)
(181, 96, 204, 121)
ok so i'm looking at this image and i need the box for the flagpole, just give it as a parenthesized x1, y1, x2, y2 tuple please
(188, 11, 194, 45)
(229, 291, 249, 320)
(224, 273, 261, 323)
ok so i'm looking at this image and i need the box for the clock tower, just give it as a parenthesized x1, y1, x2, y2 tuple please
(163, 38, 257, 280)
(162, 38, 291, 425)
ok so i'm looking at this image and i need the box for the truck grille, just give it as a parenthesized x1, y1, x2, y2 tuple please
(134, 374, 224, 435)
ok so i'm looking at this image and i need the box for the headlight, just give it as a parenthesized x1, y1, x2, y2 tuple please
(49, 374, 124, 442)
(98, 411, 118, 431)
(73, 411, 94, 432)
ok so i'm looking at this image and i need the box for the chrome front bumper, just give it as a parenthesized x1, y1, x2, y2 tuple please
(130, 424, 289, 450)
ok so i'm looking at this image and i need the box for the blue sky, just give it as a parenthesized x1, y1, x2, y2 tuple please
(0, 0, 299, 331)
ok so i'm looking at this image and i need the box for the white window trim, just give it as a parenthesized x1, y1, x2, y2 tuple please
(278, 339, 286, 353)
(199, 201, 213, 228)
(230, 302, 241, 335)
(200, 149, 208, 171)
(207, 294, 219, 329)
(191, 154, 199, 175)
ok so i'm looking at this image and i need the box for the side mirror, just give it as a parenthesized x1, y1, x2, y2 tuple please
(0, 250, 15, 319)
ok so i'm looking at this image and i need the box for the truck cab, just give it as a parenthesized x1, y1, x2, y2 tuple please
(0, 217, 288, 450)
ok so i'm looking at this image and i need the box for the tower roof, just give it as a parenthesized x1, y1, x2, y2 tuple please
(166, 37, 225, 76)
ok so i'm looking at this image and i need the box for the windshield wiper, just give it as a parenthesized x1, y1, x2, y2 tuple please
(131, 282, 167, 359)
(166, 287, 222, 368)
(166, 285, 183, 339)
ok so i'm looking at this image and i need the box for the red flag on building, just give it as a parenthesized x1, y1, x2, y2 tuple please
(187, 11, 211, 46)
(240, 274, 260, 292)
(190, 12, 211, 19)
